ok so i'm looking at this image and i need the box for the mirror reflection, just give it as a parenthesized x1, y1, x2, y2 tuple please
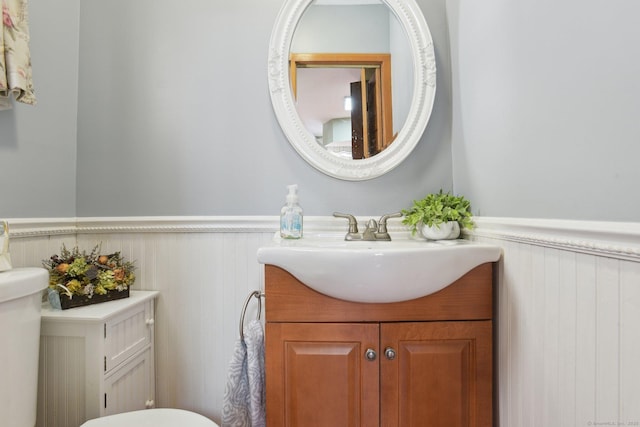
(291, 0, 413, 160)
(291, 53, 394, 159)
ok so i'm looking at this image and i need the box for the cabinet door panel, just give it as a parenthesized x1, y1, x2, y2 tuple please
(266, 323, 379, 427)
(381, 321, 492, 427)
(103, 348, 154, 416)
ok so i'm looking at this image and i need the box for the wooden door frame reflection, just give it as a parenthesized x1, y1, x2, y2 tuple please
(290, 53, 394, 158)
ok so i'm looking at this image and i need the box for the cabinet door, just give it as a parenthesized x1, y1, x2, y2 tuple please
(380, 321, 492, 427)
(103, 347, 154, 416)
(266, 322, 379, 427)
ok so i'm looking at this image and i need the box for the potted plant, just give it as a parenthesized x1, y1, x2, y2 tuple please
(401, 190, 475, 240)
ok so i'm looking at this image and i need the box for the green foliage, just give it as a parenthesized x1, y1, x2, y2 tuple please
(401, 190, 475, 235)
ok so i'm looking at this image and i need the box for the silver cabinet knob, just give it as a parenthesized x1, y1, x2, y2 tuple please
(145, 318, 155, 326)
(145, 399, 155, 408)
(385, 347, 396, 360)
(365, 348, 377, 361)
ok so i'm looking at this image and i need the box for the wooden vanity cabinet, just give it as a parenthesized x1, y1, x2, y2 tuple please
(265, 263, 494, 427)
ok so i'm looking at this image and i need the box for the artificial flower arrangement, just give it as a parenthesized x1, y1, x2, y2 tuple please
(43, 244, 136, 309)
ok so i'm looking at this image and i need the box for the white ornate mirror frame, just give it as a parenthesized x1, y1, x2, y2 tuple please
(268, 0, 436, 181)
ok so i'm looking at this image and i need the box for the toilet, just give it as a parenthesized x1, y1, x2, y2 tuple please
(81, 408, 219, 426)
(0, 267, 49, 427)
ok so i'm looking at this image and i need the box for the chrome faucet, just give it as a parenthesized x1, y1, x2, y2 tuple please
(362, 219, 379, 241)
(334, 212, 402, 241)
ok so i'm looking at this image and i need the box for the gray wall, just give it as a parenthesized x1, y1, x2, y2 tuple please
(449, 0, 640, 222)
(5, 0, 637, 222)
(0, 0, 452, 218)
(0, 0, 80, 218)
(74, 0, 452, 217)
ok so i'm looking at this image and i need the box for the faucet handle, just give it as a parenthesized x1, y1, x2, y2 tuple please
(377, 212, 403, 234)
(333, 212, 361, 240)
(374, 212, 402, 240)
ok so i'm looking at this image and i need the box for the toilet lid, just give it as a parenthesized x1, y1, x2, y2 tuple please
(81, 408, 219, 427)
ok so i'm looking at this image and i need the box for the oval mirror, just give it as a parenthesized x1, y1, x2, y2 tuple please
(268, 0, 436, 181)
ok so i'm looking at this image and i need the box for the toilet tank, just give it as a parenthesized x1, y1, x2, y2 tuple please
(0, 268, 49, 427)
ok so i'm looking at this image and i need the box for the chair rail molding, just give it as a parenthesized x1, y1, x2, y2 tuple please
(469, 217, 640, 262)
(3, 218, 78, 237)
(6, 216, 640, 262)
(7, 216, 409, 238)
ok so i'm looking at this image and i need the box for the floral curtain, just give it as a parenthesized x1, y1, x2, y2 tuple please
(1, 0, 35, 110)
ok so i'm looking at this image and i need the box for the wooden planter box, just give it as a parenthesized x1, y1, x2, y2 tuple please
(59, 288, 130, 310)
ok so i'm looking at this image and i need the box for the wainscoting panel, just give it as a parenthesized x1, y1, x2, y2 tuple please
(472, 218, 640, 427)
(7, 216, 640, 425)
(38, 336, 86, 427)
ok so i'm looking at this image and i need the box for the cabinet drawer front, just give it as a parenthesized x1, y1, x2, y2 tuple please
(105, 300, 154, 372)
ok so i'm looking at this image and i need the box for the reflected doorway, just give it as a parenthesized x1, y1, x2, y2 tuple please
(290, 53, 394, 159)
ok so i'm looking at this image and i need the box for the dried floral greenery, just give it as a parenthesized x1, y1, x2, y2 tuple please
(43, 244, 136, 299)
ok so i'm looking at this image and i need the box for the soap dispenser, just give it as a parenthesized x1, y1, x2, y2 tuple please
(280, 184, 303, 239)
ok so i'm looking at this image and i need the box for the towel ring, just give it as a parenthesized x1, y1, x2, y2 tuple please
(239, 290, 264, 340)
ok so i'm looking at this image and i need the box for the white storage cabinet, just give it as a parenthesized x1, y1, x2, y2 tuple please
(37, 291, 159, 427)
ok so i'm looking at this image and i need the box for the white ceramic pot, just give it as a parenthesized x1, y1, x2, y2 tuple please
(419, 221, 460, 240)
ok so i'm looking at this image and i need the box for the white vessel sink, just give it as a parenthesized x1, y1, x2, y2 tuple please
(257, 232, 501, 303)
